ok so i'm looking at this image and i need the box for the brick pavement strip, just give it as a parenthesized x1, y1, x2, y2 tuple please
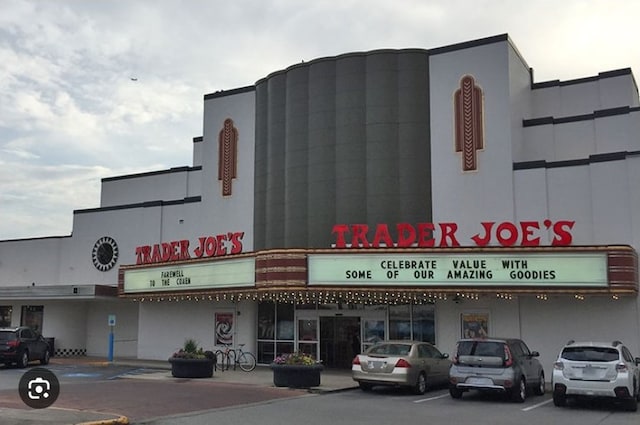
(0, 359, 355, 423)
(0, 378, 308, 423)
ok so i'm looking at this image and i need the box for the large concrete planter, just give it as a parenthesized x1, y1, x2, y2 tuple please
(169, 357, 215, 378)
(270, 363, 324, 388)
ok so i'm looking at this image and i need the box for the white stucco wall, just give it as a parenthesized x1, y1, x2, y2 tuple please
(519, 296, 640, 374)
(508, 43, 533, 163)
(530, 72, 638, 119)
(39, 301, 87, 354)
(86, 300, 139, 358)
(436, 294, 640, 381)
(136, 299, 257, 360)
(0, 237, 67, 287)
(201, 89, 256, 251)
(100, 168, 201, 208)
(430, 40, 516, 240)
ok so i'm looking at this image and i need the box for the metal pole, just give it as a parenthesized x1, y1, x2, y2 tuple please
(108, 326, 114, 362)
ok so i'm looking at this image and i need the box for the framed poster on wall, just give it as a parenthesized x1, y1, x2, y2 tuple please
(215, 312, 234, 346)
(460, 312, 489, 338)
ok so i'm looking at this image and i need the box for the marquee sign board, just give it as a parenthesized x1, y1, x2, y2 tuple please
(123, 257, 255, 293)
(308, 252, 608, 287)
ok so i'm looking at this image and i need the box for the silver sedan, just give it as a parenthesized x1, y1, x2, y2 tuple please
(352, 340, 451, 394)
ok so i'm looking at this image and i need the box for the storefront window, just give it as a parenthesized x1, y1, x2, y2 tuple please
(257, 302, 295, 364)
(298, 319, 318, 357)
(276, 341, 295, 356)
(257, 302, 275, 364)
(388, 304, 435, 343)
(276, 303, 294, 340)
(298, 319, 317, 341)
(318, 303, 364, 310)
(21, 305, 43, 333)
(363, 319, 385, 351)
(389, 304, 411, 340)
(0, 306, 12, 327)
(258, 302, 275, 340)
(257, 341, 275, 364)
(412, 304, 435, 344)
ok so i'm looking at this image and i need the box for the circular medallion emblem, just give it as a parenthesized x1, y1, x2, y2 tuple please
(92, 236, 119, 272)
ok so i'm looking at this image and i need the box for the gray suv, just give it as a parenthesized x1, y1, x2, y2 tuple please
(449, 337, 545, 402)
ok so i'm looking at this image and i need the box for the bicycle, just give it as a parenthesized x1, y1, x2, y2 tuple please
(215, 343, 256, 372)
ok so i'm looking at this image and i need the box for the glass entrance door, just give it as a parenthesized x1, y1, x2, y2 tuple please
(319, 317, 361, 369)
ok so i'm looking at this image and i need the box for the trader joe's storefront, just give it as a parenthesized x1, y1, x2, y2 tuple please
(256, 300, 436, 368)
(120, 246, 638, 366)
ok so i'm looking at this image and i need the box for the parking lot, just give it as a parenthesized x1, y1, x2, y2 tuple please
(144, 384, 640, 425)
(0, 359, 638, 425)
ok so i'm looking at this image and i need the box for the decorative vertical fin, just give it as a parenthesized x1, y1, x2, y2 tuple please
(454, 75, 484, 172)
(218, 118, 238, 196)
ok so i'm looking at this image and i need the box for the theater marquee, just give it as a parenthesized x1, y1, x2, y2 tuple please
(308, 252, 608, 287)
(122, 257, 255, 293)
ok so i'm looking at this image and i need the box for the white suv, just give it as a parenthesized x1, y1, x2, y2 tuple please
(552, 340, 640, 411)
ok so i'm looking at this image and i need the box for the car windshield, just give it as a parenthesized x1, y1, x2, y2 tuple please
(457, 341, 504, 357)
(0, 332, 16, 341)
(561, 346, 619, 362)
(369, 344, 411, 356)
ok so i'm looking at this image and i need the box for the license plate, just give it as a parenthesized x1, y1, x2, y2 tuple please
(582, 366, 605, 379)
(466, 377, 492, 386)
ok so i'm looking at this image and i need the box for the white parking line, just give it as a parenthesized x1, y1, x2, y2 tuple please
(522, 398, 553, 411)
(414, 394, 450, 403)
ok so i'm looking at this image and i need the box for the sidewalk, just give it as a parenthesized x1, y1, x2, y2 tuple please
(2, 356, 357, 425)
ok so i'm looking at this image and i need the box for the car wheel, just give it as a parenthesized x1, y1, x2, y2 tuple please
(359, 382, 373, 391)
(449, 386, 463, 399)
(552, 390, 566, 407)
(17, 351, 29, 368)
(40, 349, 50, 365)
(413, 373, 427, 395)
(511, 377, 526, 403)
(533, 372, 545, 396)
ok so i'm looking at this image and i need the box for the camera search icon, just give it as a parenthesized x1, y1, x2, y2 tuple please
(18, 367, 60, 409)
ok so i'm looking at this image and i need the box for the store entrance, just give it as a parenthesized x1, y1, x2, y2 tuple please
(320, 317, 361, 369)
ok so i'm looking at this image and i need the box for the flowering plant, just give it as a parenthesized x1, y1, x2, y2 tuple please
(272, 351, 319, 366)
(171, 338, 212, 360)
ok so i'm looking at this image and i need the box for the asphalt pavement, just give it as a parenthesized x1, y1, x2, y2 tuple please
(0, 356, 357, 425)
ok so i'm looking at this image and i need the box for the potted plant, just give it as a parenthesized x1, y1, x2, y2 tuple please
(168, 338, 215, 378)
(270, 351, 324, 388)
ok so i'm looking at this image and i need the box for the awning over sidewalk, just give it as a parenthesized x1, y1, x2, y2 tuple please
(0, 284, 118, 301)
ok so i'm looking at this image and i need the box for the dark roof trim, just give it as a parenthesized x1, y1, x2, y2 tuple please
(523, 117, 553, 126)
(523, 106, 638, 127)
(513, 151, 640, 170)
(554, 113, 596, 124)
(102, 166, 202, 182)
(252, 33, 513, 86)
(590, 151, 629, 163)
(0, 284, 118, 300)
(74, 196, 202, 215)
(204, 85, 255, 100)
(0, 235, 71, 243)
(256, 48, 428, 85)
(428, 33, 509, 56)
(532, 68, 633, 89)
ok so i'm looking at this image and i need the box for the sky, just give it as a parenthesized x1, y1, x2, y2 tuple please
(1, 0, 639, 240)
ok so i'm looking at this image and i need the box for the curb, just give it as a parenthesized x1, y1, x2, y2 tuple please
(79, 415, 129, 425)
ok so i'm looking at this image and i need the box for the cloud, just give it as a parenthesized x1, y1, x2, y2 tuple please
(0, 0, 639, 240)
